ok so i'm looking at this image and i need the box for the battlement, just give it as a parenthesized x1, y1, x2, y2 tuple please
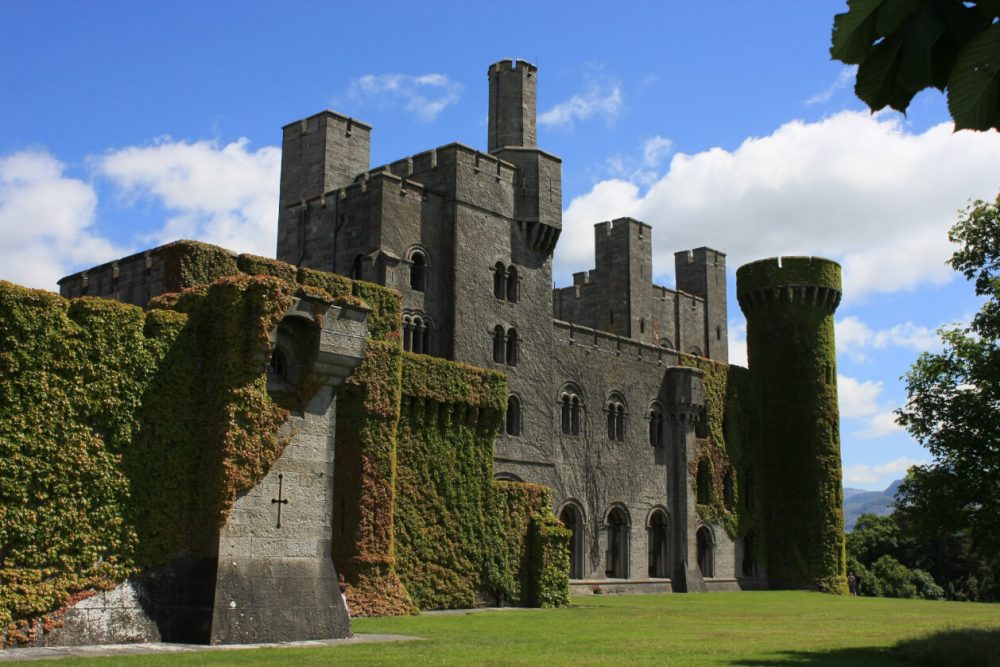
(553, 319, 684, 367)
(488, 59, 538, 76)
(596, 217, 651, 238)
(736, 256, 842, 314)
(281, 109, 373, 133)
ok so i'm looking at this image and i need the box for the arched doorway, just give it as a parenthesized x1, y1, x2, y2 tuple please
(647, 509, 669, 578)
(559, 504, 584, 579)
(605, 506, 630, 579)
(696, 526, 715, 578)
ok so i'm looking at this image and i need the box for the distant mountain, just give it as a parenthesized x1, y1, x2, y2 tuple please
(844, 479, 903, 531)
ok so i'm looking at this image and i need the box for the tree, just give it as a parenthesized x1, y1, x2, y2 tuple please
(831, 0, 1000, 131)
(894, 194, 1000, 585)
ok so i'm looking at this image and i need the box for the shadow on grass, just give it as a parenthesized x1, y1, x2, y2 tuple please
(731, 627, 1000, 666)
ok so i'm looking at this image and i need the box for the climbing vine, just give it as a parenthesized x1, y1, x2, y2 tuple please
(0, 275, 293, 645)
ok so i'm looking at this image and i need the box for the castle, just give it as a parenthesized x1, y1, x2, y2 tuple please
(11, 59, 846, 647)
(263, 59, 846, 592)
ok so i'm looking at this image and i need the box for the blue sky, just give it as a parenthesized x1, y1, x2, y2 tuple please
(2, 2, 998, 490)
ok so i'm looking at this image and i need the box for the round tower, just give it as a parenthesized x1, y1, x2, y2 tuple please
(736, 256, 846, 593)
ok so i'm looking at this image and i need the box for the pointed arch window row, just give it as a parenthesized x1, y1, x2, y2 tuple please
(493, 262, 520, 303)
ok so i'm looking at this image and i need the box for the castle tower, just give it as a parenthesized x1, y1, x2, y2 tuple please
(488, 59, 537, 152)
(675, 248, 728, 363)
(487, 59, 561, 255)
(593, 218, 652, 337)
(275, 111, 372, 269)
(736, 257, 846, 593)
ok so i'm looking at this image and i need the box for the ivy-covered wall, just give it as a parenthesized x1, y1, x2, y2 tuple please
(394, 354, 570, 610)
(681, 356, 765, 562)
(0, 275, 294, 645)
(2, 243, 569, 642)
(736, 257, 847, 594)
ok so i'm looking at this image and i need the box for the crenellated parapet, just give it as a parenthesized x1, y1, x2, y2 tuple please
(736, 256, 842, 315)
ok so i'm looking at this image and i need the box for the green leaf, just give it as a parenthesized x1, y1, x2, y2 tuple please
(875, 0, 923, 37)
(832, 0, 886, 64)
(856, 32, 919, 111)
(972, 0, 1000, 21)
(947, 23, 1000, 131)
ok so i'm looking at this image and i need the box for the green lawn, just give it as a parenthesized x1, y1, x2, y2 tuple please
(13, 592, 1000, 666)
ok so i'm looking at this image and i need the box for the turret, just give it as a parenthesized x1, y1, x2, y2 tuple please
(487, 59, 561, 257)
(736, 256, 846, 593)
(488, 59, 537, 152)
(675, 247, 728, 363)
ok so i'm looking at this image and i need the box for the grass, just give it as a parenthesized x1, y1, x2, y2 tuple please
(10, 592, 1000, 665)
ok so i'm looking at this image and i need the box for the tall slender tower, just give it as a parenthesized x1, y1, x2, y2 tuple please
(737, 256, 846, 593)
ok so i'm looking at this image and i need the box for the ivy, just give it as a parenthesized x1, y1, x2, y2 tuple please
(0, 276, 293, 645)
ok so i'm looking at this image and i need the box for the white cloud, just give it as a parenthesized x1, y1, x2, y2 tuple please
(642, 135, 673, 167)
(839, 372, 906, 438)
(838, 374, 884, 419)
(860, 411, 904, 438)
(556, 111, 1000, 300)
(728, 318, 748, 367)
(97, 138, 280, 258)
(343, 73, 460, 122)
(0, 150, 121, 290)
(842, 456, 925, 486)
(837, 315, 941, 363)
(805, 66, 857, 105)
(539, 81, 623, 130)
(602, 135, 675, 187)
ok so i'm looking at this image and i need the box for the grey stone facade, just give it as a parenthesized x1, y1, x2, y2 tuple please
(274, 60, 741, 592)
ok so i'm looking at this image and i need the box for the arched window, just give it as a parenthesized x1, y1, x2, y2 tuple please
(606, 393, 626, 442)
(559, 503, 585, 579)
(493, 325, 505, 363)
(506, 328, 518, 366)
(412, 316, 426, 354)
(403, 313, 431, 354)
(505, 395, 521, 436)
(409, 251, 426, 291)
(660, 338, 675, 351)
(350, 254, 364, 280)
(696, 459, 712, 505)
(493, 262, 506, 300)
(648, 402, 665, 448)
(605, 506, 630, 579)
(647, 509, 669, 578)
(639, 319, 645, 334)
(688, 345, 703, 357)
(723, 468, 735, 510)
(506, 266, 519, 303)
(697, 526, 715, 578)
(560, 385, 583, 435)
(403, 315, 413, 351)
